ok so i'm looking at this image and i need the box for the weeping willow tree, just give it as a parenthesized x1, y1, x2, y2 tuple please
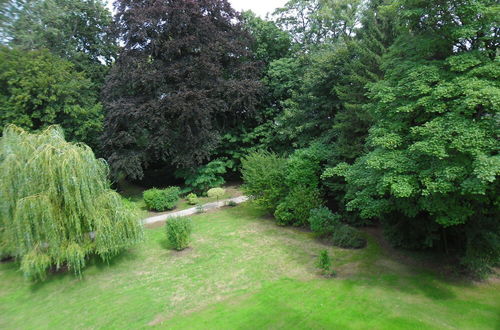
(0, 125, 143, 281)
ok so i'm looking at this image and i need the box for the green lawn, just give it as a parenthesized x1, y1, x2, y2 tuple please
(1, 203, 499, 329)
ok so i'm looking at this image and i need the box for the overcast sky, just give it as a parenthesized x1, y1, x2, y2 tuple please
(106, 0, 288, 17)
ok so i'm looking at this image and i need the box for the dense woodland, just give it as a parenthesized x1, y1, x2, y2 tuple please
(0, 0, 498, 278)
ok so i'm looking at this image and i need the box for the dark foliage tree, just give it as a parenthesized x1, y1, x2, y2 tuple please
(103, 0, 262, 179)
(205, 12, 293, 173)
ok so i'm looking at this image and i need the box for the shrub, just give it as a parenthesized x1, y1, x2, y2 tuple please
(316, 250, 331, 274)
(0, 125, 143, 281)
(176, 159, 228, 194)
(226, 200, 237, 207)
(186, 193, 198, 205)
(309, 207, 341, 236)
(143, 189, 166, 211)
(207, 187, 225, 201)
(285, 144, 328, 189)
(331, 225, 366, 249)
(195, 204, 205, 213)
(241, 150, 288, 212)
(143, 186, 180, 211)
(163, 186, 181, 206)
(274, 186, 322, 226)
(165, 217, 193, 250)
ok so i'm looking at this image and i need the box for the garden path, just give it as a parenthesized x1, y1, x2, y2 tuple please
(142, 196, 249, 225)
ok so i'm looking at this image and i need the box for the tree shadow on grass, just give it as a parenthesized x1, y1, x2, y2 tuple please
(28, 248, 140, 292)
(159, 238, 172, 250)
(274, 222, 473, 301)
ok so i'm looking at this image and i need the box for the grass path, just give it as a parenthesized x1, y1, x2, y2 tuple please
(1, 203, 499, 329)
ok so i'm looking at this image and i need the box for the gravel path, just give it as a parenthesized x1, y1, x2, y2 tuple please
(142, 195, 249, 226)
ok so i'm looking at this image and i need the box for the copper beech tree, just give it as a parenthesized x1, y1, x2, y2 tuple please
(102, 0, 262, 179)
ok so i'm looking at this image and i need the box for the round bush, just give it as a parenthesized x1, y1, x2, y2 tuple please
(186, 193, 198, 205)
(165, 217, 193, 250)
(309, 206, 341, 235)
(143, 186, 180, 211)
(207, 187, 225, 200)
(331, 224, 366, 249)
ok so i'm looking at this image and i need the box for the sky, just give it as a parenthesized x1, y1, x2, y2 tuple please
(228, 0, 287, 17)
(106, 0, 288, 17)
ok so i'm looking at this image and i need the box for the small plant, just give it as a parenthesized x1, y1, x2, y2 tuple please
(165, 217, 193, 250)
(143, 186, 180, 211)
(226, 200, 237, 207)
(207, 187, 225, 202)
(331, 225, 366, 249)
(186, 193, 198, 205)
(316, 250, 335, 277)
(309, 206, 341, 236)
(195, 204, 205, 213)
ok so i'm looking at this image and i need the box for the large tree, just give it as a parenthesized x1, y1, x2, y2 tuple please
(320, 0, 397, 224)
(103, 0, 262, 179)
(4, 0, 116, 86)
(273, 0, 361, 49)
(0, 125, 143, 281)
(0, 47, 103, 149)
(337, 0, 499, 275)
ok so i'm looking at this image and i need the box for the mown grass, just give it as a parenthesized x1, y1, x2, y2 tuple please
(0, 203, 499, 329)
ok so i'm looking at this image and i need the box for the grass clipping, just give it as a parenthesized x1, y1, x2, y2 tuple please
(0, 125, 143, 281)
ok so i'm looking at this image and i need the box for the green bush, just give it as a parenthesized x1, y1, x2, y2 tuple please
(309, 207, 341, 236)
(207, 187, 225, 201)
(143, 186, 180, 211)
(165, 217, 193, 250)
(241, 150, 288, 212)
(226, 200, 237, 207)
(316, 249, 331, 274)
(331, 225, 366, 249)
(176, 159, 228, 194)
(242, 149, 325, 227)
(186, 193, 198, 205)
(274, 186, 322, 226)
(285, 144, 328, 189)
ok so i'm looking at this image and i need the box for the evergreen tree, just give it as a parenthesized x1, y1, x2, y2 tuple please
(321, 0, 397, 224)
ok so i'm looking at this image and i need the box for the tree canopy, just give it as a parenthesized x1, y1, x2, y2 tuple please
(0, 125, 143, 280)
(0, 47, 103, 149)
(4, 0, 116, 85)
(102, 0, 262, 179)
